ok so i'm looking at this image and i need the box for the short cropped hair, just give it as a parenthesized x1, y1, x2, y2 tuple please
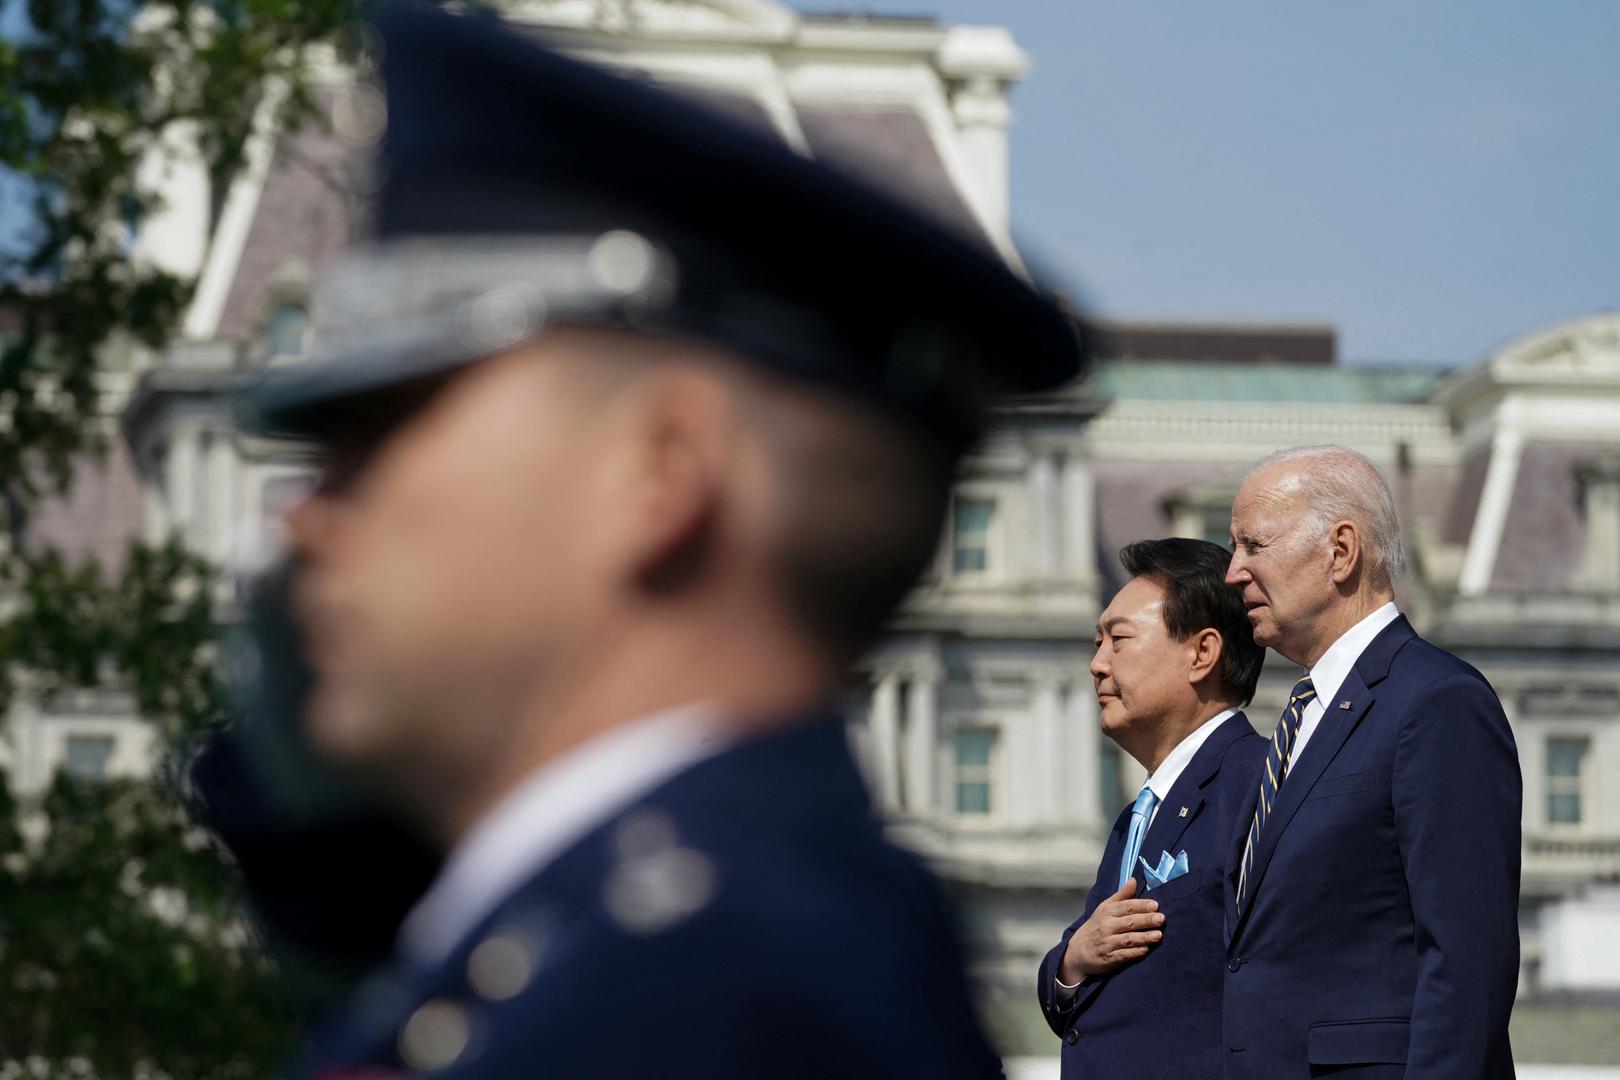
(551, 328, 959, 667)
(1119, 537, 1265, 706)
(759, 400, 956, 664)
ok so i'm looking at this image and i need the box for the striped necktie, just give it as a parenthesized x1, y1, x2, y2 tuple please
(1118, 786, 1160, 891)
(1235, 676, 1316, 915)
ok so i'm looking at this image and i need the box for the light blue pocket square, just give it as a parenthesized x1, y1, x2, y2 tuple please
(1139, 849, 1189, 891)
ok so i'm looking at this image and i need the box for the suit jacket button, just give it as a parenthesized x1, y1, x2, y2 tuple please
(1227, 957, 1242, 972)
(1065, 1028, 1080, 1046)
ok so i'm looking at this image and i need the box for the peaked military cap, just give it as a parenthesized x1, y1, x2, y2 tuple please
(242, 3, 1091, 450)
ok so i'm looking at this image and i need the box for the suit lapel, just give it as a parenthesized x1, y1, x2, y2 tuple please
(1228, 616, 1415, 946)
(1223, 774, 1259, 949)
(1140, 712, 1250, 875)
(1243, 670, 1372, 898)
(1091, 804, 1134, 904)
(1140, 794, 1202, 876)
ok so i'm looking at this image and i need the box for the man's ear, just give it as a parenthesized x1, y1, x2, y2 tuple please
(1187, 627, 1222, 688)
(1327, 520, 1361, 585)
(621, 369, 734, 596)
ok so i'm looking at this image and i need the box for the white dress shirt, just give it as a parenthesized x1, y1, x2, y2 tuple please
(1289, 602, 1400, 767)
(1054, 706, 1238, 996)
(1140, 707, 1238, 831)
(399, 703, 729, 964)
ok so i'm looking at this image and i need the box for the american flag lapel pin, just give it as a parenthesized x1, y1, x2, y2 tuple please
(1178, 806, 1189, 818)
(1339, 699, 1353, 710)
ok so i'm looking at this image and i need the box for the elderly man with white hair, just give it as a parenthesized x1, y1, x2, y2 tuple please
(1219, 445, 1521, 1080)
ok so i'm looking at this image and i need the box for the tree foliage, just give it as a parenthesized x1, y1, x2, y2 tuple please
(1, 1, 361, 1075)
(0, 542, 300, 1079)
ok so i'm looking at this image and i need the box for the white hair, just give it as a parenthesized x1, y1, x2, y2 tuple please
(1247, 445, 1407, 587)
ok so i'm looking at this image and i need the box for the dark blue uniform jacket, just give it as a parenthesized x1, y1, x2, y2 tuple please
(1037, 712, 1266, 1080)
(292, 715, 1005, 1079)
(1220, 617, 1520, 1079)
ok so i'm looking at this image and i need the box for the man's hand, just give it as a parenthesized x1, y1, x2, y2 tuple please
(1058, 877, 1165, 984)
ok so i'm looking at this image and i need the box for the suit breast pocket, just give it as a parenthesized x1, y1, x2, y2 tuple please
(1141, 866, 1217, 907)
(1305, 770, 1370, 802)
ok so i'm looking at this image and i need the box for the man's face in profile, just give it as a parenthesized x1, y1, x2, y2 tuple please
(1090, 574, 1194, 744)
(1226, 465, 1334, 661)
(284, 337, 611, 787)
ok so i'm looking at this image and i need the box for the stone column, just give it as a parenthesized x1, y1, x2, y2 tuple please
(10, 698, 42, 797)
(165, 428, 198, 537)
(1033, 673, 1064, 823)
(1460, 420, 1524, 597)
(938, 25, 1028, 247)
(1030, 448, 1061, 578)
(1066, 678, 1102, 825)
(1062, 452, 1096, 586)
(904, 665, 940, 818)
(949, 72, 1012, 240)
(1002, 701, 1045, 828)
(208, 429, 237, 564)
(869, 672, 902, 812)
(132, 118, 210, 281)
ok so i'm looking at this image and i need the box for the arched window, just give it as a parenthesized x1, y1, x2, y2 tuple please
(264, 302, 309, 362)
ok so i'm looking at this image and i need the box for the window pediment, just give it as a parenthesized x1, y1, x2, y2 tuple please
(1489, 314, 1620, 384)
(504, 0, 796, 39)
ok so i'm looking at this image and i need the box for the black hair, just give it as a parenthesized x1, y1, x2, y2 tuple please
(1118, 537, 1265, 706)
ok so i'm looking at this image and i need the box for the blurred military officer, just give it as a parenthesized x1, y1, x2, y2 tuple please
(230, 5, 1090, 1078)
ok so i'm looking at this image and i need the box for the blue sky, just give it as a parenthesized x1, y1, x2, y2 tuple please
(7, 2, 1615, 365)
(799, 0, 1620, 364)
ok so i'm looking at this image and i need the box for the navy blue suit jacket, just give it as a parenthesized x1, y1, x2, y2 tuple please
(1037, 712, 1267, 1080)
(291, 716, 1004, 1079)
(1221, 616, 1521, 1079)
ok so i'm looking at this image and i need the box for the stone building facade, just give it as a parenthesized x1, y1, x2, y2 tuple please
(6, 0, 1618, 1063)
(861, 314, 1620, 1049)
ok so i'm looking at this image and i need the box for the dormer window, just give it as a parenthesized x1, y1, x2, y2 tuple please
(951, 496, 995, 575)
(1574, 453, 1620, 592)
(1162, 483, 1240, 548)
(264, 302, 309, 363)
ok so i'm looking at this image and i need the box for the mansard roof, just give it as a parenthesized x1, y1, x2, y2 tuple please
(1077, 313, 1620, 619)
(1087, 360, 1443, 405)
(193, 2, 1021, 348)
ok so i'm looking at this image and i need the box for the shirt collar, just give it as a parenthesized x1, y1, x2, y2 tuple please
(399, 702, 729, 964)
(1306, 601, 1401, 707)
(1144, 706, 1238, 805)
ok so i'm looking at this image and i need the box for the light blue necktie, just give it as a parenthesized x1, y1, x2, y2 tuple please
(1118, 786, 1160, 891)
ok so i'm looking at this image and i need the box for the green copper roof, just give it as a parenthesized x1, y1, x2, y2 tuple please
(1088, 361, 1445, 404)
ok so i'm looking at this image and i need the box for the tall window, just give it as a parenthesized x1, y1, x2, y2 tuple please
(1546, 737, 1590, 827)
(63, 735, 116, 781)
(952, 728, 995, 815)
(952, 498, 994, 575)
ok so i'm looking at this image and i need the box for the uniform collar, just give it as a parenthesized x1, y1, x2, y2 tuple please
(399, 703, 729, 964)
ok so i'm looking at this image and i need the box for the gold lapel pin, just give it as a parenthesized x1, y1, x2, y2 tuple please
(1339, 700, 1352, 710)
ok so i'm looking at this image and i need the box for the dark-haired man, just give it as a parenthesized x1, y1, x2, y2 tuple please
(1037, 538, 1267, 1079)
